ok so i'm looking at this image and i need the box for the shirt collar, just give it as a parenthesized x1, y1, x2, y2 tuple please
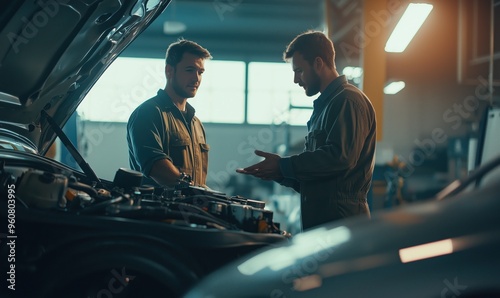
(314, 75, 347, 108)
(156, 89, 196, 118)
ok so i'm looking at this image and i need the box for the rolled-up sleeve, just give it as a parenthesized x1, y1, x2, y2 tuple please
(127, 104, 171, 176)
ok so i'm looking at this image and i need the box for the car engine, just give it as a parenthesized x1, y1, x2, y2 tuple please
(2, 164, 286, 235)
(0, 157, 289, 297)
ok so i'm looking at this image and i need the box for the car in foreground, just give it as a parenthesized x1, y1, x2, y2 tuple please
(0, 1, 288, 297)
(185, 154, 500, 298)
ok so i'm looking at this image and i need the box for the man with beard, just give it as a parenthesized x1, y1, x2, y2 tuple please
(237, 31, 376, 230)
(127, 39, 212, 187)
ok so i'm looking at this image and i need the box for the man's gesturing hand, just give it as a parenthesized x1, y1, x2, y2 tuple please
(236, 150, 283, 180)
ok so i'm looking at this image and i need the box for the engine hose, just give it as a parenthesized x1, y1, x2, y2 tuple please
(68, 181, 98, 198)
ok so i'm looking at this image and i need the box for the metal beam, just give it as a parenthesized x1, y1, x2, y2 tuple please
(361, 0, 387, 141)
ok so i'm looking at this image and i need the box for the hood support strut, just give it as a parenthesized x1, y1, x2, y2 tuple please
(41, 110, 101, 185)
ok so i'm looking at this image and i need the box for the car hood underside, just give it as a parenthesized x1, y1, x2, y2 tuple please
(0, 0, 170, 154)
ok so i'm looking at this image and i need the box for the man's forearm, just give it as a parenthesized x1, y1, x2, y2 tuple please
(149, 158, 182, 186)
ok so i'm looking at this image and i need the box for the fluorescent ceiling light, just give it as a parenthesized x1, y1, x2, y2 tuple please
(385, 3, 433, 53)
(384, 81, 405, 94)
(399, 239, 453, 263)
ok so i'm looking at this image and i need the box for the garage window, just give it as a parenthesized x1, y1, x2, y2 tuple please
(247, 62, 312, 125)
(78, 58, 245, 123)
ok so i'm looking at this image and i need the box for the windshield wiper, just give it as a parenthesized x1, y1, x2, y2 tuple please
(41, 110, 101, 185)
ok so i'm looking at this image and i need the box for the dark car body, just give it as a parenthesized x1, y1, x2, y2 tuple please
(185, 155, 500, 298)
(0, 1, 287, 297)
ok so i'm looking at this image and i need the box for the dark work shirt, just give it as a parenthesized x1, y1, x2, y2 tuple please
(279, 75, 376, 230)
(127, 90, 210, 187)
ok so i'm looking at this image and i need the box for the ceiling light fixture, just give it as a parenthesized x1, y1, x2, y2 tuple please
(384, 81, 406, 94)
(385, 3, 433, 53)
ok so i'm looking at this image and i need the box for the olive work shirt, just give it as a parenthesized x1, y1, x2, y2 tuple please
(127, 89, 210, 187)
(279, 75, 376, 230)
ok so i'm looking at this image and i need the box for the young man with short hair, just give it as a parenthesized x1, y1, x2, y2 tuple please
(127, 39, 212, 187)
(238, 31, 376, 230)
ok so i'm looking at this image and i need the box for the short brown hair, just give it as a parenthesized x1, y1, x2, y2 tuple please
(283, 31, 335, 69)
(165, 39, 212, 67)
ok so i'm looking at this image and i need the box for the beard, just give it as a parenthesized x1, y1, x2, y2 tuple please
(171, 74, 197, 99)
(305, 71, 321, 97)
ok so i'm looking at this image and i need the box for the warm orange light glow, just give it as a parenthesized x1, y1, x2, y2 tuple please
(399, 239, 453, 263)
(293, 275, 322, 292)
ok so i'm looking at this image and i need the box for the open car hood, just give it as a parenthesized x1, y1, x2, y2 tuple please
(0, 0, 170, 155)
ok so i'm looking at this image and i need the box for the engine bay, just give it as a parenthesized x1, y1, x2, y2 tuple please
(1, 158, 288, 236)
